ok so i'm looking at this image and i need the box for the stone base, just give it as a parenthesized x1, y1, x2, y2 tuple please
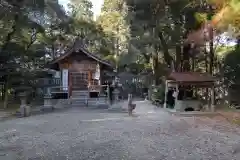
(41, 105, 54, 112)
(53, 99, 69, 109)
(165, 108, 219, 117)
(175, 100, 201, 112)
(19, 105, 31, 117)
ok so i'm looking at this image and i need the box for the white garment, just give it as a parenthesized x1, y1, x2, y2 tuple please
(173, 91, 178, 98)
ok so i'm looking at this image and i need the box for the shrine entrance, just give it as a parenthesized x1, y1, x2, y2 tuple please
(70, 72, 89, 91)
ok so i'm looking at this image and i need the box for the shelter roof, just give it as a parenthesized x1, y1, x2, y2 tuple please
(168, 72, 215, 83)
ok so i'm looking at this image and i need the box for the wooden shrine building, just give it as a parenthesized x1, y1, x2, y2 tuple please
(48, 40, 113, 97)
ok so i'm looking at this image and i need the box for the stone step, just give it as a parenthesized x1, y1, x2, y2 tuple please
(71, 91, 88, 96)
(71, 96, 87, 99)
(70, 100, 87, 106)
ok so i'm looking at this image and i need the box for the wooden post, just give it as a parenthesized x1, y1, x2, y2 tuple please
(68, 72, 72, 98)
(88, 70, 92, 86)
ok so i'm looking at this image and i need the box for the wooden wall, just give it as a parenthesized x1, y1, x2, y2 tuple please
(57, 53, 98, 72)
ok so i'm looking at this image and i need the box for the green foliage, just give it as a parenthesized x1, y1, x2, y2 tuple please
(69, 0, 94, 21)
(151, 85, 165, 102)
(223, 45, 240, 87)
(97, 0, 131, 67)
(0, 0, 67, 96)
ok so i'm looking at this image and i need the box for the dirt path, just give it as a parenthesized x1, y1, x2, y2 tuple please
(0, 101, 239, 160)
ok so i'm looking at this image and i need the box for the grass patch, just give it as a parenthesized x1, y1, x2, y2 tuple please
(232, 119, 240, 126)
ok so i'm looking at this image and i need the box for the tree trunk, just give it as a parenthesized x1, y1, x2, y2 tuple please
(158, 31, 173, 67)
(175, 44, 181, 72)
(3, 75, 9, 109)
(209, 27, 215, 106)
(1, 84, 4, 101)
(182, 45, 191, 71)
(152, 53, 159, 85)
(209, 27, 214, 75)
(191, 57, 195, 71)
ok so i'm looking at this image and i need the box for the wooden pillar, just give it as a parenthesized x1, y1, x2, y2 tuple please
(68, 72, 72, 97)
(88, 70, 92, 86)
(174, 84, 179, 108)
(99, 64, 102, 85)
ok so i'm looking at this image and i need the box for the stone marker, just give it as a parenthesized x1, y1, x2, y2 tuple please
(128, 94, 136, 116)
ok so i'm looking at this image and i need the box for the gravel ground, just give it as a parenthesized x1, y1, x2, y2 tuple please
(0, 101, 240, 160)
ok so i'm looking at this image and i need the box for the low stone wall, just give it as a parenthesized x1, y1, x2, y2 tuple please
(175, 100, 201, 112)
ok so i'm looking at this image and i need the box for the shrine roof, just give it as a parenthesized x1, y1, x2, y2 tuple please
(50, 39, 113, 67)
(168, 72, 215, 83)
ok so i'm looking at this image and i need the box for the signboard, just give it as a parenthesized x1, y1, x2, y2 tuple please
(62, 69, 68, 91)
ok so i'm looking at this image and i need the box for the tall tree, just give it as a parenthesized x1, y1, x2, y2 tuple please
(97, 0, 131, 69)
(0, 0, 67, 108)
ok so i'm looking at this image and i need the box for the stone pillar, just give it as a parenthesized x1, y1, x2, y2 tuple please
(163, 81, 169, 108)
(42, 93, 53, 111)
(107, 85, 111, 105)
(148, 87, 151, 100)
(19, 92, 31, 117)
(113, 88, 120, 103)
(128, 94, 135, 116)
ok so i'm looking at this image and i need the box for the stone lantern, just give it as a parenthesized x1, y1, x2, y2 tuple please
(42, 88, 53, 111)
(113, 88, 120, 102)
(19, 92, 31, 117)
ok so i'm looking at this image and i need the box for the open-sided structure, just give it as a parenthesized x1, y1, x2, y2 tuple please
(164, 72, 215, 112)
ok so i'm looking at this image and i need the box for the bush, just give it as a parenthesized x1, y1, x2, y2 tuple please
(151, 85, 165, 105)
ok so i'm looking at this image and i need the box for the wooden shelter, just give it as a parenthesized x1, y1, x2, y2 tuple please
(48, 40, 113, 96)
(168, 72, 215, 86)
(164, 72, 216, 112)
